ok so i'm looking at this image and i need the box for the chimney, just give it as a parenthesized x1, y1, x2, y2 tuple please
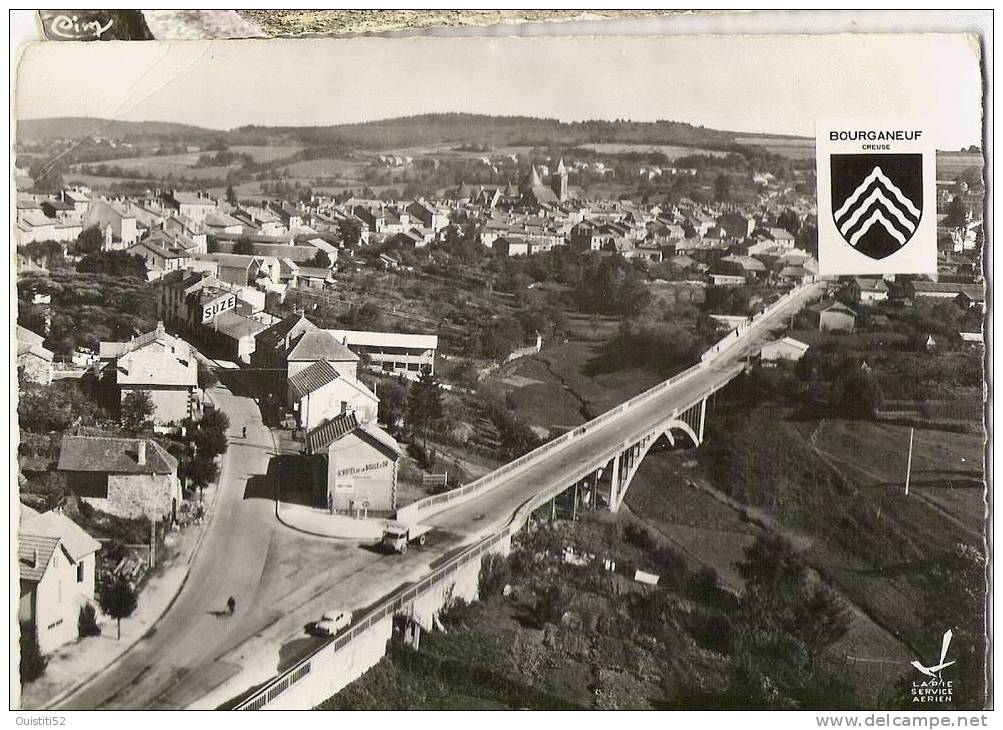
(156, 320, 165, 336)
(137, 440, 147, 466)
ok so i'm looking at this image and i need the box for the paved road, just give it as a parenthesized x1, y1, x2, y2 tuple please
(55, 387, 279, 709)
(426, 282, 825, 537)
(56, 282, 821, 709)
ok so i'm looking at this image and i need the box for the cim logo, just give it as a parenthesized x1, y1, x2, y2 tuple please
(830, 154, 923, 260)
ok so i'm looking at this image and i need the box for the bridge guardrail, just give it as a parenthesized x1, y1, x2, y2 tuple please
(231, 283, 817, 710)
(397, 283, 818, 524)
(233, 365, 747, 710)
(396, 360, 707, 522)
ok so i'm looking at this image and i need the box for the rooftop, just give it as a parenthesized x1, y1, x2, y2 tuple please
(287, 330, 358, 363)
(21, 510, 101, 564)
(304, 411, 400, 457)
(324, 329, 438, 351)
(57, 435, 178, 475)
(288, 359, 341, 400)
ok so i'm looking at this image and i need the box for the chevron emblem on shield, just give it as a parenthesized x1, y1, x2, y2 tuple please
(830, 153, 924, 260)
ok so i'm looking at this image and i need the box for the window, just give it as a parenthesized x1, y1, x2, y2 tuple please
(77, 562, 85, 583)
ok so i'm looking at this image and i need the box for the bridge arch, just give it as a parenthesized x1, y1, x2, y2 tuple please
(610, 416, 702, 512)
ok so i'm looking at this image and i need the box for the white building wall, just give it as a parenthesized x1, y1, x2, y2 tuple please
(30, 549, 97, 654)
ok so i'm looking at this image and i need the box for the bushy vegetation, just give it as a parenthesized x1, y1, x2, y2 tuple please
(18, 379, 108, 434)
(78, 604, 101, 638)
(326, 520, 865, 710)
(19, 632, 47, 684)
(76, 251, 148, 278)
(17, 271, 158, 355)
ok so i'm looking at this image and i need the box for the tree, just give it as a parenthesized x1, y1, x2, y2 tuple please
(19, 631, 47, 683)
(777, 209, 802, 239)
(714, 173, 731, 203)
(225, 184, 238, 206)
(29, 159, 65, 193)
(730, 534, 854, 707)
(479, 316, 523, 361)
(78, 604, 101, 638)
(338, 219, 363, 248)
(945, 195, 970, 228)
(233, 236, 256, 256)
(376, 378, 408, 430)
(957, 166, 983, 190)
(120, 390, 155, 434)
(76, 251, 147, 278)
(576, 255, 651, 318)
(532, 584, 566, 628)
(406, 370, 443, 451)
(18, 381, 100, 433)
(194, 407, 230, 458)
(830, 365, 882, 419)
(309, 250, 333, 268)
(197, 360, 218, 390)
(182, 452, 220, 490)
(98, 574, 138, 640)
(74, 226, 105, 255)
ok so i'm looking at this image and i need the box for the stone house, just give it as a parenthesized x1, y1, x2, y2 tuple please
(57, 435, 182, 522)
(17, 325, 54, 386)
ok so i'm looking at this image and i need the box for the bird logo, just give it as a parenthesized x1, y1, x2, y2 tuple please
(910, 629, 956, 681)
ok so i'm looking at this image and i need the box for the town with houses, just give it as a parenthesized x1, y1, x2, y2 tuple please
(13, 114, 986, 711)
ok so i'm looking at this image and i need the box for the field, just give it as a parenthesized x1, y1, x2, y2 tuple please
(696, 402, 985, 670)
(578, 142, 728, 159)
(229, 144, 303, 162)
(383, 144, 535, 158)
(936, 152, 984, 177)
(487, 338, 668, 438)
(798, 419, 984, 541)
(72, 154, 233, 181)
(623, 448, 914, 675)
(68, 145, 304, 181)
(270, 156, 367, 179)
(734, 136, 815, 158)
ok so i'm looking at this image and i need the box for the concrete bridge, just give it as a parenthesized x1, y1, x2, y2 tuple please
(402, 281, 823, 530)
(230, 280, 824, 710)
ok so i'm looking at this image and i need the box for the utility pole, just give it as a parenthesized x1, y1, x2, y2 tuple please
(904, 427, 915, 496)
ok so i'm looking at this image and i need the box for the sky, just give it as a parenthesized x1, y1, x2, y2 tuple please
(15, 34, 984, 148)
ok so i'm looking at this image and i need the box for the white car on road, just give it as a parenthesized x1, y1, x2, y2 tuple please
(313, 609, 352, 636)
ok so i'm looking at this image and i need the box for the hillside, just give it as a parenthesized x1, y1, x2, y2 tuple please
(16, 117, 218, 142)
(18, 113, 812, 151)
(234, 113, 802, 151)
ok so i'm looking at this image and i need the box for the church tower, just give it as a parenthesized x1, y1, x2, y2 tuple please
(550, 159, 568, 202)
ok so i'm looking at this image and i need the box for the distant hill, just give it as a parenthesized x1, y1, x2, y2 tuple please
(233, 113, 808, 152)
(17, 113, 815, 154)
(17, 117, 219, 142)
